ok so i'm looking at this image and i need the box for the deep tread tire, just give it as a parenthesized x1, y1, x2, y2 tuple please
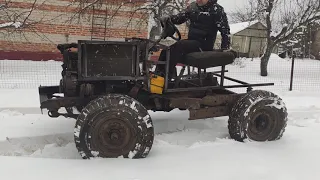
(74, 94, 154, 159)
(228, 90, 288, 142)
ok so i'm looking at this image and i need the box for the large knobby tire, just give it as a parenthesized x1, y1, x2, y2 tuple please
(228, 90, 288, 142)
(74, 94, 154, 159)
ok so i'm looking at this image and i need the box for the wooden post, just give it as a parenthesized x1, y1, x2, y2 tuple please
(247, 37, 252, 58)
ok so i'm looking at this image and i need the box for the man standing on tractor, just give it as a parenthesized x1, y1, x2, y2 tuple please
(156, 0, 231, 78)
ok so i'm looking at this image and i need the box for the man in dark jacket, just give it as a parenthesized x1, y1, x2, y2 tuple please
(156, 0, 231, 77)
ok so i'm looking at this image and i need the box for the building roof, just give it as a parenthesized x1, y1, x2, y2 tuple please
(229, 20, 260, 34)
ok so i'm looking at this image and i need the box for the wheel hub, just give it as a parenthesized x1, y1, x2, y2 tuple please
(98, 119, 131, 149)
(110, 131, 119, 141)
(255, 114, 269, 131)
(88, 113, 137, 157)
(248, 109, 276, 141)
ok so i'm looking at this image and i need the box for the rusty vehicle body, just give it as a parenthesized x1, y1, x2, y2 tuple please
(38, 22, 288, 159)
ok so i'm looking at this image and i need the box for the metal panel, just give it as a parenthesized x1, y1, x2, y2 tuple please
(77, 43, 84, 79)
(77, 40, 141, 80)
(85, 43, 134, 77)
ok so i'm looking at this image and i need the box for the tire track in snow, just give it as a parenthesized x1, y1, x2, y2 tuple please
(0, 108, 318, 159)
(0, 133, 81, 159)
(0, 115, 230, 159)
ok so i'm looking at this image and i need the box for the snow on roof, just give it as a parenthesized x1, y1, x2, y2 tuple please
(0, 22, 22, 28)
(229, 20, 259, 34)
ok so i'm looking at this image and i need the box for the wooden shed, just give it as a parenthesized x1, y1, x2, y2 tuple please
(215, 20, 268, 58)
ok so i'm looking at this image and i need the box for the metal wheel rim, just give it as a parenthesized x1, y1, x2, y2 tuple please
(88, 110, 137, 157)
(247, 108, 277, 141)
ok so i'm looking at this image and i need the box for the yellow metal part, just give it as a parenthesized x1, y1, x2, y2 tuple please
(150, 73, 165, 94)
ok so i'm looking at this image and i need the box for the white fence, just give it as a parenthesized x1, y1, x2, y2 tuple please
(1, 56, 319, 93)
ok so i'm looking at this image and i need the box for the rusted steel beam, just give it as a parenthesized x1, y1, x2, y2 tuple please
(40, 97, 94, 110)
(189, 106, 230, 120)
(169, 94, 244, 110)
(169, 98, 201, 109)
(200, 94, 244, 106)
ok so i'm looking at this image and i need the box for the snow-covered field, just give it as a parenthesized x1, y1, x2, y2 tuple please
(0, 55, 320, 180)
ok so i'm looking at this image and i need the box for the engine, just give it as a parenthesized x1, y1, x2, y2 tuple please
(57, 43, 94, 98)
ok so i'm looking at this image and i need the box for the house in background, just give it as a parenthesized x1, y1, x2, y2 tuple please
(215, 20, 268, 58)
(0, 0, 148, 61)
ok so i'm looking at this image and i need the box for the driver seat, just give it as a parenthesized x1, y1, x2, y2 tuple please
(174, 50, 237, 88)
(184, 51, 236, 69)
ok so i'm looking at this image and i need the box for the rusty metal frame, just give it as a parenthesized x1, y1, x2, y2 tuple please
(168, 94, 245, 120)
(189, 106, 230, 120)
(39, 37, 277, 121)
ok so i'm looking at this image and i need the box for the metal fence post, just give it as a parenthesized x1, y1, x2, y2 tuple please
(289, 52, 296, 91)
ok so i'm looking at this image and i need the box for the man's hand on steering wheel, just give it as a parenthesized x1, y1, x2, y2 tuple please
(159, 16, 170, 25)
(159, 16, 181, 41)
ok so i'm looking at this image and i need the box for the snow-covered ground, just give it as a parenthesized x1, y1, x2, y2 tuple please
(0, 55, 320, 180)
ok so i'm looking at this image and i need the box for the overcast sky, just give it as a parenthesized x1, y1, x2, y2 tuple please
(189, 0, 247, 13)
(188, 0, 247, 20)
(217, 0, 247, 13)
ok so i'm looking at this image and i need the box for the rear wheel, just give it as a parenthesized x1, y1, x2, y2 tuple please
(74, 94, 154, 159)
(228, 90, 288, 142)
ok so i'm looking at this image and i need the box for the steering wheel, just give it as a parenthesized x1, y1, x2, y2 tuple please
(148, 18, 181, 52)
(160, 18, 181, 41)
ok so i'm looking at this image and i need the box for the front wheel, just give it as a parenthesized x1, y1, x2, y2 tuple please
(74, 94, 154, 159)
(228, 90, 288, 142)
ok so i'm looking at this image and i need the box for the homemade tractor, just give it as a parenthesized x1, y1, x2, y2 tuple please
(38, 20, 288, 159)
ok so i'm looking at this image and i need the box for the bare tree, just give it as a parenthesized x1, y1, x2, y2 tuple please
(69, 0, 189, 40)
(0, 0, 147, 44)
(0, 0, 42, 42)
(279, 22, 320, 59)
(0, 0, 64, 43)
(229, 0, 265, 23)
(0, 0, 35, 30)
(123, 0, 189, 41)
(66, 0, 148, 39)
(230, 0, 320, 76)
(66, 0, 130, 23)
